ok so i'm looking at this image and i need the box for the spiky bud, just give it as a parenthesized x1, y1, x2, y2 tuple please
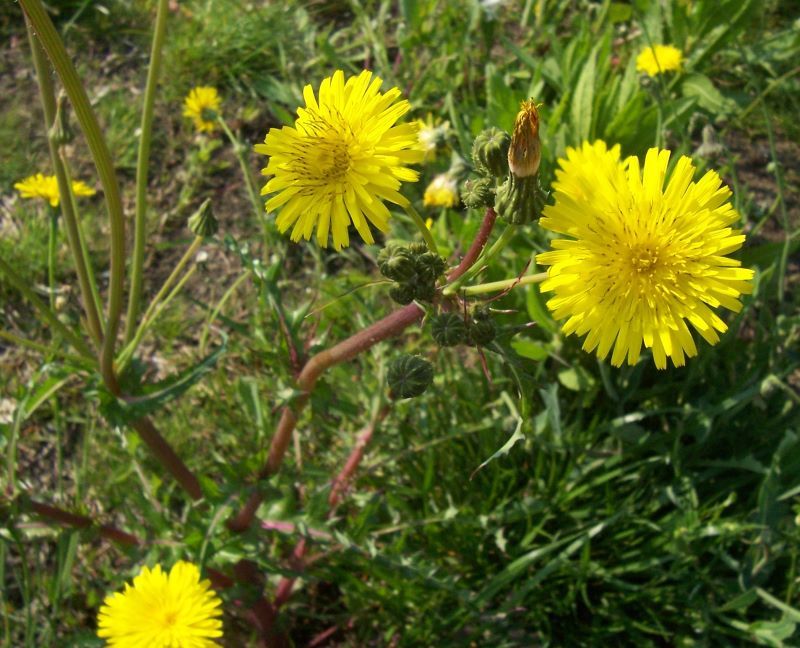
(461, 176, 494, 210)
(431, 312, 467, 347)
(387, 355, 434, 399)
(494, 173, 546, 225)
(389, 282, 416, 305)
(472, 127, 510, 178)
(378, 244, 416, 281)
(188, 198, 219, 237)
(508, 100, 541, 178)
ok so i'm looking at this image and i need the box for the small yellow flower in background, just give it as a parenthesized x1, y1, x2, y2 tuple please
(423, 173, 459, 208)
(256, 70, 423, 250)
(97, 560, 223, 647)
(14, 173, 95, 208)
(416, 113, 450, 162)
(183, 86, 221, 133)
(636, 44, 683, 76)
(536, 140, 754, 369)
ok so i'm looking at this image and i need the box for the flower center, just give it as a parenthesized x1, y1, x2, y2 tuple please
(627, 243, 662, 276)
(162, 609, 178, 628)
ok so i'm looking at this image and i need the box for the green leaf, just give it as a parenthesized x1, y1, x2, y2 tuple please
(100, 337, 227, 427)
(681, 73, 737, 115)
(525, 281, 557, 333)
(470, 417, 525, 478)
(511, 338, 549, 361)
(570, 45, 597, 142)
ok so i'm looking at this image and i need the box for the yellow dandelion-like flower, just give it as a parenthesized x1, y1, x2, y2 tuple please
(536, 140, 754, 369)
(423, 173, 459, 208)
(636, 44, 683, 76)
(14, 173, 95, 208)
(97, 561, 223, 647)
(183, 86, 221, 133)
(416, 113, 450, 162)
(255, 69, 423, 250)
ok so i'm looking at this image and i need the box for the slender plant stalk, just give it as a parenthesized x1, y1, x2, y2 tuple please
(199, 269, 251, 355)
(27, 499, 140, 546)
(462, 272, 547, 295)
(443, 222, 516, 295)
(218, 117, 263, 219)
(47, 208, 58, 311)
(0, 258, 93, 359)
(0, 330, 90, 367)
(25, 19, 105, 347)
(117, 237, 203, 369)
(446, 207, 497, 281)
(229, 206, 499, 532)
(404, 203, 439, 254)
(20, 0, 126, 391)
(125, 0, 170, 344)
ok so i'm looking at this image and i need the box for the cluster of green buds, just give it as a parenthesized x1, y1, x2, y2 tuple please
(430, 306, 496, 348)
(464, 100, 547, 224)
(378, 242, 446, 305)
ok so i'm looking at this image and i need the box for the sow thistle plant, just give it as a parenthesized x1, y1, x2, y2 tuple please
(4, 1, 756, 644)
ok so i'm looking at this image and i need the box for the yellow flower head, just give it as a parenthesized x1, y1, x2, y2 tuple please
(255, 69, 423, 250)
(97, 561, 223, 647)
(508, 99, 541, 178)
(423, 173, 459, 208)
(536, 140, 754, 369)
(14, 173, 95, 208)
(636, 44, 683, 76)
(183, 86, 221, 133)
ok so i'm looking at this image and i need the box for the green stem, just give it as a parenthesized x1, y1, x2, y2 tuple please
(21, 0, 126, 390)
(25, 19, 104, 348)
(403, 203, 439, 254)
(0, 257, 93, 359)
(125, 0, 169, 344)
(199, 269, 251, 355)
(117, 237, 203, 371)
(0, 330, 90, 367)
(47, 208, 58, 311)
(443, 224, 517, 295)
(218, 116, 263, 219)
(461, 271, 547, 295)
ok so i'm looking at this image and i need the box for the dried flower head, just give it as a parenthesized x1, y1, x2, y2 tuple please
(508, 100, 541, 178)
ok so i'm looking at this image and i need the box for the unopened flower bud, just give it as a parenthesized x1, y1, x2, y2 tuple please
(461, 176, 494, 209)
(389, 282, 416, 305)
(378, 244, 416, 281)
(508, 100, 541, 178)
(494, 173, 546, 225)
(414, 251, 446, 283)
(431, 312, 467, 347)
(469, 309, 496, 345)
(413, 281, 436, 302)
(472, 127, 510, 178)
(48, 95, 75, 147)
(387, 354, 434, 399)
(188, 198, 219, 237)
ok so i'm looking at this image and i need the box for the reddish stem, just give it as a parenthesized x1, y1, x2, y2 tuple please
(29, 499, 140, 546)
(446, 207, 497, 281)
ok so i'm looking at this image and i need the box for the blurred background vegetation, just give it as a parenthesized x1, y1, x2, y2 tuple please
(1, 0, 799, 645)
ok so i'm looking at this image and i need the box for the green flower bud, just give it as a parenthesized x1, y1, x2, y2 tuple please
(387, 354, 434, 399)
(413, 281, 436, 302)
(494, 174, 546, 225)
(431, 312, 467, 347)
(461, 176, 494, 210)
(378, 244, 416, 281)
(48, 95, 75, 147)
(469, 316, 496, 346)
(188, 198, 219, 237)
(472, 127, 510, 178)
(389, 282, 416, 305)
(408, 242, 429, 256)
(414, 251, 446, 283)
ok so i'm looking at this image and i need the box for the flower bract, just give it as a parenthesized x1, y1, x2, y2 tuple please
(636, 44, 683, 76)
(255, 69, 423, 250)
(183, 87, 221, 133)
(536, 140, 754, 369)
(423, 174, 459, 208)
(14, 173, 95, 208)
(97, 561, 223, 647)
